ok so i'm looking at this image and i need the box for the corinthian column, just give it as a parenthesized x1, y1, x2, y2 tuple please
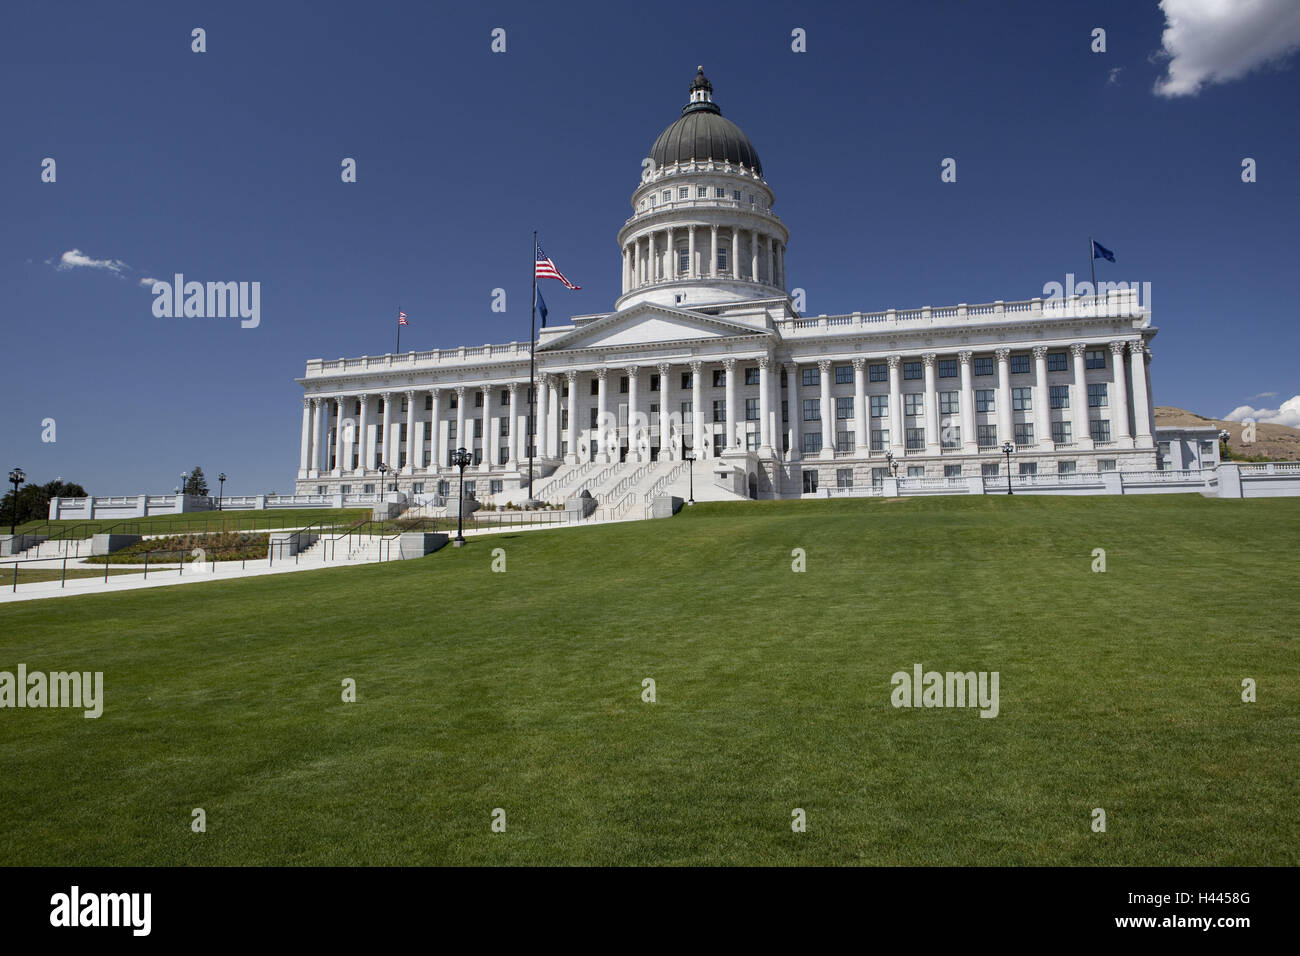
(1070, 344, 1094, 450)
(299, 398, 312, 475)
(958, 351, 977, 452)
(566, 370, 579, 463)
(853, 358, 867, 454)
(1032, 347, 1051, 449)
(724, 358, 738, 453)
(923, 353, 939, 452)
(758, 355, 773, 456)
(1110, 341, 1132, 447)
(690, 361, 704, 459)
(596, 367, 611, 463)
(995, 349, 1013, 448)
(1130, 341, 1153, 448)
(657, 362, 674, 460)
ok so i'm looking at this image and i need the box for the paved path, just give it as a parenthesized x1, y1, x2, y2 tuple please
(0, 515, 644, 604)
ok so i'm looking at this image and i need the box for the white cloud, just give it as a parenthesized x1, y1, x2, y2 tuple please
(139, 276, 162, 288)
(56, 248, 129, 274)
(1153, 0, 1300, 97)
(1107, 67, 1124, 86)
(1224, 395, 1300, 428)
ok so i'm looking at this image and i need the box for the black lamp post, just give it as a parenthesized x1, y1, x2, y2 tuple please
(8, 467, 24, 537)
(683, 450, 696, 505)
(885, 451, 898, 477)
(218, 473, 227, 509)
(180, 471, 188, 498)
(1001, 441, 1015, 495)
(378, 460, 390, 490)
(450, 446, 473, 546)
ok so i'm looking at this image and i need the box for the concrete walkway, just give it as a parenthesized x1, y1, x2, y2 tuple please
(0, 514, 647, 604)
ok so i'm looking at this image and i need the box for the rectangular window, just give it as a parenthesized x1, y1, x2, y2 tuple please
(1098, 459, 1117, 472)
(836, 468, 854, 489)
(944, 464, 962, 478)
(904, 393, 924, 417)
(907, 466, 925, 478)
(746, 431, 760, 451)
(678, 248, 689, 272)
(475, 392, 484, 407)
(1088, 383, 1108, 407)
(1199, 440, 1215, 455)
(837, 431, 854, 453)
(781, 400, 788, 423)
(363, 483, 375, 494)
(939, 391, 959, 415)
(619, 376, 628, 394)
(974, 357, 994, 376)
(590, 378, 599, 396)
(1090, 419, 1112, 442)
(499, 419, 509, 437)
(976, 389, 996, 413)
(681, 372, 692, 390)
(870, 429, 889, 452)
(649, 374, 660, 392)
(1049, 385, 1070, 409)
(938, 358, 958, 378)
(1057, 461, 1076, 475)
(802, 470, 818, 493)
(941, 427, 961, 449)
(340, 484, 352, 494)
(1086, 349, 1107, 369)
(717, 248, 728, 271)
(802, 433, 820, 454)
(803, 398, 820, 422)
(713, 369, 726, 387)
(732, 189, 741, 200)
(745, 367, 760, 385)
(745, 397, 759, 421)
(500, 389, 509, 407)
(1018, 462, 1037, 476)
(871, 467, 888, 487)
(977, 424, 998, 447)
(490, 479, 504, 494)
(678, 187, 689, 199)
(1052, 420, 1073, 444)
(836, 396, 853, 420)
(1014, 423, 1035, 446)
(981, 463, 999, 477)
(905, 427, 925, 450)
(662, 190, 671, 204)
(680, 401, 693, 422)
(697, 186, 707, 198)
(715, 187, 725, 198)
(589, 408, 598, 429)
(870, 395, 888, 418)
(425, 395, 433, 410)
(903, 361, 922, 380)
(713, 400, 727, 423)
(802, 368, 817, 387)
(835, 365, 853, 384)
(1012, 387, 1033, 411)
(1010, 354, 1030, 374)
(1047, 351, 1068, 372)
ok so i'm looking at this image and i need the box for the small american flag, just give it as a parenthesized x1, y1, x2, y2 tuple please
(535, 244, 581, 290)
(398, 311, 408, 326)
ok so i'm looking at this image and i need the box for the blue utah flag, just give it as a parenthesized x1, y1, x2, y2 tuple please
(1092, 239, 1116, 263)
(535, 286, 548, 327)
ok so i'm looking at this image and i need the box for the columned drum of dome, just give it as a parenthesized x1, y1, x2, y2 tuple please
(616, 67, 790, 311)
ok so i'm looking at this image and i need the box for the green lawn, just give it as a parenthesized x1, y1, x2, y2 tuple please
(0, 494, 1295, 866)
(18, 508, 369, 538)
(1, 567, 138, 585)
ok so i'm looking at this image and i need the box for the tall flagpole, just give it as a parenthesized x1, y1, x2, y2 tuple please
(528, 230, 538, 500)
(1088, 236, 1096, 303)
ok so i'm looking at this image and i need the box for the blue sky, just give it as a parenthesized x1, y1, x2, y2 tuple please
(2, 0, 1298, 494)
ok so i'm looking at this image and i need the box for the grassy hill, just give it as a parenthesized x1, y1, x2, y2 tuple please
(0, 495, 1295, 866)
(1156, 405, 1300, 461)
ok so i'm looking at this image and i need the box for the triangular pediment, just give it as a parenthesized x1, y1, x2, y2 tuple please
(538, 305, 770, 353)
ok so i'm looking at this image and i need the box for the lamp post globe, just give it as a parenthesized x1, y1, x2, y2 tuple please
(1001, 442, 1015, 495)
(450, 447, 473, 546)
(8, 467, 25, 537)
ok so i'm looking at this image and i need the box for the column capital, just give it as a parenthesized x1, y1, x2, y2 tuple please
(1110, 340, 1129, 355)
(1032, 346, 1049, 360)
(507, 381, 519, 394)
(382, 390, 393, 400)
(454, 385, 465, 397)
(922, 352, 937, 366)
(358, 392, 370, 401)
(1070, 342, 1088, 357)
(429, 386, 440, 398)
(303, 397, 313, 409)
(405, 388, 415, 399)
(595, 367, 608, 381)
(757, 355, 770, 369)
(722, 357, 736, 370)
(817, 359, 832, 374)
(995, 347, 1012, 361)
(566, 368, 579, 384)
(689, 360, 703, 374)
(624, 364, 639, 377)
(887, 354, 902, 368)
(958, 350, 973, 364)
(656, 362, 672, 377)
(848, 357, 864, 371)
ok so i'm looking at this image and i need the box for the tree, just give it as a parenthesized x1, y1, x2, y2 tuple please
(184, 467, 209, 496)
(2, 478, 89, 528)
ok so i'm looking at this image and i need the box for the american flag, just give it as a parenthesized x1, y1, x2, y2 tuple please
(535, 244, 581, 290)
(398, 311, 408, 326)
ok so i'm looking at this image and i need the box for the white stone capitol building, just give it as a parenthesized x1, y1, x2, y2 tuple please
(296, 67, 1158, 503)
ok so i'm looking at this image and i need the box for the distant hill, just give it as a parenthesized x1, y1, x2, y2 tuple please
(1156, 406, 1300, 462)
